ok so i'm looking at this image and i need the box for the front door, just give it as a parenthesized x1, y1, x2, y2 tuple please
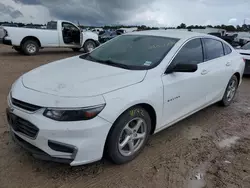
(61, 22, 81, 47)
(161, 38, 208, 127)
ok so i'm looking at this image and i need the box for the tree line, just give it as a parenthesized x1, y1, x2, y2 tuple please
(176, 23, 250, 32)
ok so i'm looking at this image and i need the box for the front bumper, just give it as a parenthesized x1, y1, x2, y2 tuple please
(6, 99, 112, 166)
(94, 40, 100, 47)
(11, 131, 75, 164)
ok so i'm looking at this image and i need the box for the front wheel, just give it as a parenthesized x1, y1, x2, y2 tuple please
(220, 75, 238, 106)
(106, 106, 151, 164)
(83, 40, 96, 53)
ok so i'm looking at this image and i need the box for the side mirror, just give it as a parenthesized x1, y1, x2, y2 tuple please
(165, 63, 198, 74)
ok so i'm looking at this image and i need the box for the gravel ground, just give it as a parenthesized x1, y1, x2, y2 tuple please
(0, 45, 250, 188)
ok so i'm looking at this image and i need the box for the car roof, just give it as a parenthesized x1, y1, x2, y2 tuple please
(126, 30, 212, 40)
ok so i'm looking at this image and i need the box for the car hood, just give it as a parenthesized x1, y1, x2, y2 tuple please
(22, 56, 146, 97)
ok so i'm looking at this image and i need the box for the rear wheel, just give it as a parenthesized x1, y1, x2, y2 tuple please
(220, 75, 238, 106)
(22, 40, 39, 55)
(83, 40, 96, 53)
(106, 106, 151, 164)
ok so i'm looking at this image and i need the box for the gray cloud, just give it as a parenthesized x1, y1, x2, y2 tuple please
(2, 0, 250, 26)
(14, 0, 41, 5)
(0, 2, 23, 19)
(14, 0, 152, 25)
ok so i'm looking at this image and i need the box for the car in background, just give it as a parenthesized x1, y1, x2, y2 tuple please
(6, 31, 244, 166)
(98, 30, 117, 43)
(234, 32, 250, 46)
(236, 42, 250, 75)
(0, 20, 99, 55)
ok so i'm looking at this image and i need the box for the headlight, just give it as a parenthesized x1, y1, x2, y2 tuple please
(43, 104, 105, 121)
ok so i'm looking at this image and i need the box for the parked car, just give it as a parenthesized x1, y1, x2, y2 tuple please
(234, 32, 250, 46)
(6, 31, 245, 166)
(0, 20, 99, 55)
(236, 42, 250, 75)
(98, 30, 117, 43)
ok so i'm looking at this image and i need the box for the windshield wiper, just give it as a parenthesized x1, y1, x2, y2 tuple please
(96, 59, 131, 69)
(80, 54, 131, 69)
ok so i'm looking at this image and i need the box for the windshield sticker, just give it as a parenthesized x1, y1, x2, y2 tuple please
(144, 61, 152, 66)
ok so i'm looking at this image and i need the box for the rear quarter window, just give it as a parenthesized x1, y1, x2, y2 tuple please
(223, 43, 232, 55)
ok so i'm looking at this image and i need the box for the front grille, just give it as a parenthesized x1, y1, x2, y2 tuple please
(7, 111, 39, 138)
(11, 98, 42, 112)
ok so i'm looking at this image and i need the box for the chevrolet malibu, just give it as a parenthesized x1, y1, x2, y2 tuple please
(6, 31, 245, 166)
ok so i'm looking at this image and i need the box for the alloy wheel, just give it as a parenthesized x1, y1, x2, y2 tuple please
(118, 117, 147, 157)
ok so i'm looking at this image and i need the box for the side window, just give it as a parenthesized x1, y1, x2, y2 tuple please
(172, 38, 203, 65)
(62, 22, 78, 31)
(203, 38, 224, 61)
(223, 43, 232, 55)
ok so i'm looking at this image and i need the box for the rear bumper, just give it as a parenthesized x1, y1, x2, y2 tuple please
(2, 37, 12, 45)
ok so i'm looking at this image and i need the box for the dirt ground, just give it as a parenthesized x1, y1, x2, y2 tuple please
(0, 45, 250, 188)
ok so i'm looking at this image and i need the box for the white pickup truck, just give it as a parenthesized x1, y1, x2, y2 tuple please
(0, 20, 100, 55)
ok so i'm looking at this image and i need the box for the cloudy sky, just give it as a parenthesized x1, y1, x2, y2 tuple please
(1, 0, 250, 26)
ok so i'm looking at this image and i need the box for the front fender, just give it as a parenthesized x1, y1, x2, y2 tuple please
(99, 78, 164, 129)
(82, 31, 98, 46)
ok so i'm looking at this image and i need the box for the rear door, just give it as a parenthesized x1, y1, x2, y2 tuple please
(201, 38, 232, 103)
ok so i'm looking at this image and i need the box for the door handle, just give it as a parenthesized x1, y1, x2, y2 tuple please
(201, 69, 209, 75)
(226, 62, 231, 66)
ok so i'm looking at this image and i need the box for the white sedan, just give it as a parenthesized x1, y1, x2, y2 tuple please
(6, 30, 245, 166)
(236, 42, 250, 75)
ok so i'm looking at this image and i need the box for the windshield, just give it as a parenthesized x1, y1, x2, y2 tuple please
(242, 42, 250, 50)
(80, 35, 179, 70)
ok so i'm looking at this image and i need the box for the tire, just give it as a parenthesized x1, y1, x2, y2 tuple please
(22, 40, 39, 55)
(72, 48, 81, 52)
(106, 106, 151, 164)
(83, 40, 96, 53)
(220, 75, 238, 106)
